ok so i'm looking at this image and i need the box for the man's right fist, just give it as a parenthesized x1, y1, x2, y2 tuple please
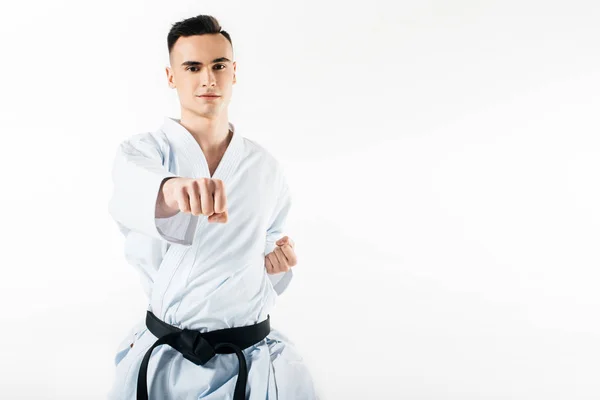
(156, 177, 228, 223)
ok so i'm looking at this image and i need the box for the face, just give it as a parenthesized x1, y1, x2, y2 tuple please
(166, 34, 236, 119)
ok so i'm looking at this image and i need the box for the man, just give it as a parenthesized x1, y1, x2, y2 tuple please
(107, 15, 318, 400)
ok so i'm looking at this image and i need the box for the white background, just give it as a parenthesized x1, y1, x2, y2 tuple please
(0, 1, 599, 399)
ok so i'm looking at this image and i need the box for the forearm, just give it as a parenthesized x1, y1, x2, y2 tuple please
(155, 177, 180, 218)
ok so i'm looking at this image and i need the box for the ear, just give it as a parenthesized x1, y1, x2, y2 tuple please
(233, 62, 237, 85)
(166, 67, 175, 89)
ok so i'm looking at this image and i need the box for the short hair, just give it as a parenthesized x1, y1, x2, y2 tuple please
(167, 15, 233, 56)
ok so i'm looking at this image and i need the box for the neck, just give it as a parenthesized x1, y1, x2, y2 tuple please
(179, 109, 231, 154)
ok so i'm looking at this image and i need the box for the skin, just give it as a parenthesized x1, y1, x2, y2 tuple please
(157, 33, 296, 274)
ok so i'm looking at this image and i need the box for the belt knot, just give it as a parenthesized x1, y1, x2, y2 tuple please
(176, 329, 216, 365)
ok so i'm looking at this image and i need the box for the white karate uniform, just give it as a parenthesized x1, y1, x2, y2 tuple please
(107, 117, 317, 399)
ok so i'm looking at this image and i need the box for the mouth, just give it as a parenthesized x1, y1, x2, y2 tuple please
(197, 95, 220, 98)
(197, 95, 220, 102)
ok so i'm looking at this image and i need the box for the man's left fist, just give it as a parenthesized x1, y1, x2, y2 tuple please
(265, 236, 297, 274)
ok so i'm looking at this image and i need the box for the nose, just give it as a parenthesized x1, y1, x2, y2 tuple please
(200, 67, 217, 87)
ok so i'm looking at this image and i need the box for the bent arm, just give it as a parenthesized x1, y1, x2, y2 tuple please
(264, 180, 294, 295)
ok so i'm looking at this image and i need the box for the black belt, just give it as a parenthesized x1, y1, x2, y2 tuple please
(136, 311, 270, 400)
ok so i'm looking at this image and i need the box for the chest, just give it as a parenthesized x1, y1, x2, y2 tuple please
(166, 144, 281, 229)
(206, 151, 227, 178)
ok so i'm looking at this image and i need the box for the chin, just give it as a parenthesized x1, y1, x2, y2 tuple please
(195, 109, 220, 118)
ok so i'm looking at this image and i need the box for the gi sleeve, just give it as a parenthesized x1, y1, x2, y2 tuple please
(108, 134, 199, 245)
(264, 179, 294, 295)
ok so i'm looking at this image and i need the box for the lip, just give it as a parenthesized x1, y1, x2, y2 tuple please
(197, 94, 220, 98)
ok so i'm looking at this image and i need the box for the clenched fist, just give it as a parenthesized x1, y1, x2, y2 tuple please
(156, 177, 228, 223)
(265, 236, 297, 274)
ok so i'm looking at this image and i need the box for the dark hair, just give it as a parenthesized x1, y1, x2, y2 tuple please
(167, 15, 233, 56)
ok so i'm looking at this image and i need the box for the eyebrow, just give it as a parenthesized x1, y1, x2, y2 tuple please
(181, 57, 231, 67)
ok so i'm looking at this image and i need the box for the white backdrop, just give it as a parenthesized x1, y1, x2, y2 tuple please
(1, 1, 599, 399)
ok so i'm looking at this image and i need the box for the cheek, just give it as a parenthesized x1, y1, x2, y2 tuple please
(176, 84, 193, 97)
(218, 76, 234, 91)
(221, 85, 234, 101)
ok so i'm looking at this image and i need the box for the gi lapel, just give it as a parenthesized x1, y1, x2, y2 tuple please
(160, 116, 244, 184)
(149, 117, 245, 319)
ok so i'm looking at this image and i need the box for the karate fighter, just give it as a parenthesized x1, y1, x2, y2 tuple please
(107, 14, 318, 400)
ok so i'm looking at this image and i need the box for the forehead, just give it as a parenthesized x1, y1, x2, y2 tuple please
(170, 34, 233, 63)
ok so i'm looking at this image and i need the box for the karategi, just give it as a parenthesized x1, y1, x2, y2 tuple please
(107, 117, 317, 399)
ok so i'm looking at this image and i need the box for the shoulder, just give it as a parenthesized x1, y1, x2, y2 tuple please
(116, 130, 171, 162)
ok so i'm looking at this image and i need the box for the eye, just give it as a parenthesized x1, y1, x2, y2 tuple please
(186, 64, 226, 72)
